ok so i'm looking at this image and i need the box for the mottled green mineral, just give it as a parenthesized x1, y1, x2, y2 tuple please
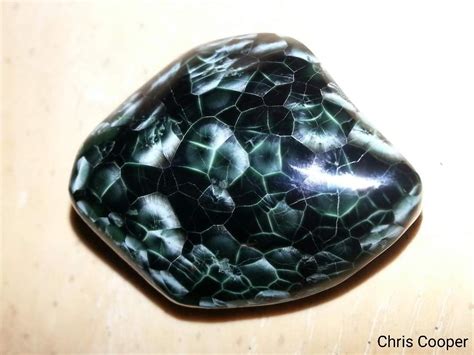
(70, 33, 422, 308)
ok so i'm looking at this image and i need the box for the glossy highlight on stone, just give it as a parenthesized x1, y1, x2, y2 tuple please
(69, 33, 422, 308)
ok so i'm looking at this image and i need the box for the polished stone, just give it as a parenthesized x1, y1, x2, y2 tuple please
(69, 33, 422, 308)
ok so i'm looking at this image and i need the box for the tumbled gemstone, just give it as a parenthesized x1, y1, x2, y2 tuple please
(69, 33, 422, 308)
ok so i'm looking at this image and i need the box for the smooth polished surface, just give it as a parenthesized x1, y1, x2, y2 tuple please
(69, 34, 421, 308)
(2, 1, 472, 353)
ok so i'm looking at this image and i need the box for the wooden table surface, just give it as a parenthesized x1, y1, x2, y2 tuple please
(2, 1, 473, 354)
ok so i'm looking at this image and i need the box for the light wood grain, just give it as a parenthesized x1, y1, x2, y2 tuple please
(2, 1, 473, 354)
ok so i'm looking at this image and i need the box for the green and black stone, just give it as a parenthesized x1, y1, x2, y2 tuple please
(69, 34, 422, 308)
